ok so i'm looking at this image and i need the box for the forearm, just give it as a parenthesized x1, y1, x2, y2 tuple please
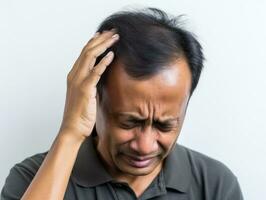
(20, 29, 118, 200)
(21, 130, 84, 200)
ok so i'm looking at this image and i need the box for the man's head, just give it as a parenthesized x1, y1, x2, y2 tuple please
(94, 8, 204, 177)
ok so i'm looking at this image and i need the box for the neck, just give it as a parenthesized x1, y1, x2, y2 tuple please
(93, 136, 163, 197)
(112, 161, 163, 197)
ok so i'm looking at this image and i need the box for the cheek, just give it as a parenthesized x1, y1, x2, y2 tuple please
(110, 127, 136, 144)
(157, 131, 180, 153)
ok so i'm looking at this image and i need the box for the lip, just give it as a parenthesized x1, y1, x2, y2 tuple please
(122, 155, 155, 168)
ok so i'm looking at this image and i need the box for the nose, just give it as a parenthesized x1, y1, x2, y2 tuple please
(129, 126, 159, 156)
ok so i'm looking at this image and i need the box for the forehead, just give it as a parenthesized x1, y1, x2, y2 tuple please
(102, 58, 191, 115)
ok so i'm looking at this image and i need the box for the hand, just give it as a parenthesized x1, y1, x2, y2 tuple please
(59, 29, 119, 141)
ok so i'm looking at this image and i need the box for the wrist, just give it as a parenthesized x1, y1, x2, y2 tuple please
(57, 128, 87, 146)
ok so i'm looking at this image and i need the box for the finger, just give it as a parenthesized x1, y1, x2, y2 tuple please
(83, 29, 117, 53)
(85, 32, 100, 44)
(84, 51, 114, 87)
(80, 32, 100, 54)
(73, 34, 119, 82)
(71, 29, 116, 78)
(67, 54, 82, 81)
(69, 31, 113, 79)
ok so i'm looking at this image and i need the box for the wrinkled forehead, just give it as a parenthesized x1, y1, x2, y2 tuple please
(101, 58, 192, 114)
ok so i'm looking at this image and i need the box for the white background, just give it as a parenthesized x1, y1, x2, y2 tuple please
(1, 0, 266, 199)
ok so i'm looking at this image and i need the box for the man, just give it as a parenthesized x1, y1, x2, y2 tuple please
(1, 7, 243, 200)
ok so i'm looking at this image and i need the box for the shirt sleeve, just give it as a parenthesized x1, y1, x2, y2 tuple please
(1, 153, 46, 200)
(224, 176, 244, 200)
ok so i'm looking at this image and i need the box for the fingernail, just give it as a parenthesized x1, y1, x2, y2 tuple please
(106, 51, 114, 58)
(93, 32, 100, 37)
(112, 34, 119, 39)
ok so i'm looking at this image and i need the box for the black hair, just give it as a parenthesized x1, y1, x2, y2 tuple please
(95, 7, 204, 101)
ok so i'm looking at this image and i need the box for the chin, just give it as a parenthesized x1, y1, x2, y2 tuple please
(121, 167, 155, 176)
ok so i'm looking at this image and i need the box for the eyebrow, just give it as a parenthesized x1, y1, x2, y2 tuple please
(115, 112, 180, 124)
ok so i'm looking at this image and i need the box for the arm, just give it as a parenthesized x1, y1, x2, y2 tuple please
(5, 29, 119, 200)
(224, 177, 244, 200)
(20, 130, 82, 200)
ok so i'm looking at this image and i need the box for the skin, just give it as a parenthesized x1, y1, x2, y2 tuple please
(95, 57, 192, 196)
(20, 28, 192, 199)
(21, 29, 119, 200)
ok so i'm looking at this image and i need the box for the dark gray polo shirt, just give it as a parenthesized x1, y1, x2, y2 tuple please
(1, 129, 244, 199)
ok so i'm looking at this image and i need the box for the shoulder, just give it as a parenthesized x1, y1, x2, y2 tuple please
(1, 152, 47, 200)
(9, 152, 47, 179)
(174, 144, 243, 199)
(12, 152, 47, 173)
(177, 144, 235, 179)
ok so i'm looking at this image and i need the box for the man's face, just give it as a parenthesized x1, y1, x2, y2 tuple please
(95, 58, 191, 177)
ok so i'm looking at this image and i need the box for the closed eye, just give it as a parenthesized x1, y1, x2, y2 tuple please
(154, 122, 176, 132)
(118, 116, 179, 132)
(120, 120, 143, 129)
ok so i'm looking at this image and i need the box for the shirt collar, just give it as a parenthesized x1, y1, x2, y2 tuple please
(72, 127, 191, 192)
(72, 127, 113, 187)
(163, 143, 192, 193)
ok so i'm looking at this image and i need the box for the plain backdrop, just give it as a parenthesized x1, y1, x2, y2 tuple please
(1, 0, 266, 199)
